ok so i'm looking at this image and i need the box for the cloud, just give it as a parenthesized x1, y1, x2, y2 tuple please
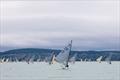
(0, 0, 119, 51)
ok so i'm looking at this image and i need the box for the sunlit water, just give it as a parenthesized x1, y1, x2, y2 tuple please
(0, 62, 120, 80)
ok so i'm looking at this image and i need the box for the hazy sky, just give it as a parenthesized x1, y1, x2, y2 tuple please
(0, 0, 120, 51)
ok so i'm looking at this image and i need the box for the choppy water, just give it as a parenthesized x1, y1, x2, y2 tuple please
(0, 62, 120, 80)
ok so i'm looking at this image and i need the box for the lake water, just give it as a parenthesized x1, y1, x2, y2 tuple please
(0, 62, 120, 80)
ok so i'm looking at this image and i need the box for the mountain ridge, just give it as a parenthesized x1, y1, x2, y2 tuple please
(0, 48, 120, 61)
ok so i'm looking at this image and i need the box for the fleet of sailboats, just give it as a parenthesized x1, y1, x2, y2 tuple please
(0, 40, 114, 66)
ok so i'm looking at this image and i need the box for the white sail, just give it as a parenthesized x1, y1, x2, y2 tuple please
(29, 55, 35, 63)
(2, 58, 5, 63)
(96, 56, 103, 63)
(55, 40, 72, 67)
(84, 59, 87, 62)
(37, 56, 41, 62)
(80, 59, 83, 62)
(49, 52, 56, 65)
(9, 57, 12, 62)
(6, 58, 9, 62)
(15, 57, 19, 62)
(105, 53, 112, 64)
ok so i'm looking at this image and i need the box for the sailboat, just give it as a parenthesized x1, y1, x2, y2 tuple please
(37, 55, 41, 62)
(55, 40, 72, 69)
(15, 57, 19, 62)
(49, 52, 56, 65)
(29, 56, 35, 63)
(80, 59, 83, 62)
(105, 53, 112, 64)
(5, 58, 9, 62)
(1, 58, 5, 63)
(105, 57, 111, 64)
(96, 56, 103, 63)
(84, 59, 87, 62)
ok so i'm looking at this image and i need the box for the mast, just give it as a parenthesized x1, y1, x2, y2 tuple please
(65, 40, 72, 68)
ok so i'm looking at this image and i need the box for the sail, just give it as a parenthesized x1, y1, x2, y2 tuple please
(55, 40, 72, 66)
(105, 53, 112, 64)
(96, 56, 103, 63)
(5, 58, 9, 62)
(2, 58, 5, 63)
(49, 52, 56, 65)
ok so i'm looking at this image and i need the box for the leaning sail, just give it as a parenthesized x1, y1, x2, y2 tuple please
(96, 56, 103, 63)
(49, 52, 56, 65)
(55, 41, 72, 66)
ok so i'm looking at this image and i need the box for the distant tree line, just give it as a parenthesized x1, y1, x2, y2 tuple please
(0, 48, 120, 62)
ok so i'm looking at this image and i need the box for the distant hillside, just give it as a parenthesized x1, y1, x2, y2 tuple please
(0, 48, 120, 61)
